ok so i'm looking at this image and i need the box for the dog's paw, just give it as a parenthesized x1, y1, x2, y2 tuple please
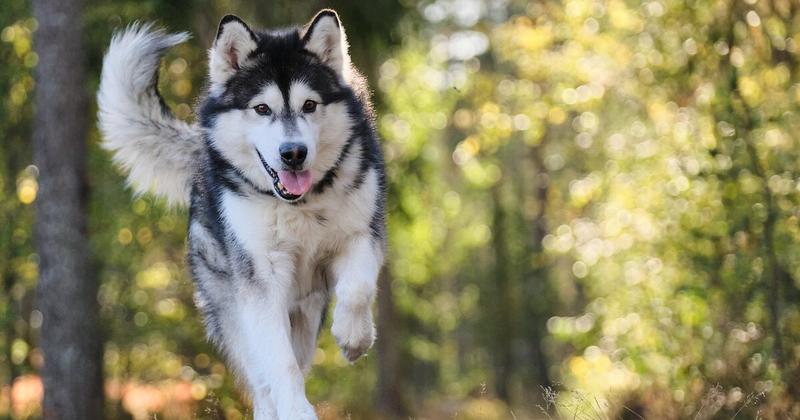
(287, 405, 317, 420)
(331, 304, 375, 362)
(277, 400, 317, 420)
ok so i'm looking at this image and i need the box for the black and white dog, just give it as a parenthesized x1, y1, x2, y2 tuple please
(98, 10, 386, 419)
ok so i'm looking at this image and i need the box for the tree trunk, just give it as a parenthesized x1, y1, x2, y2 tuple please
(32, 0, 104, 418)
(375, 268, 405, 418)
(490, 186, 513, 401)
(525, 145, 552, 389)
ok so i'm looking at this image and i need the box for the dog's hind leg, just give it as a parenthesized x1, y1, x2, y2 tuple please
(290, 290, 329, 373)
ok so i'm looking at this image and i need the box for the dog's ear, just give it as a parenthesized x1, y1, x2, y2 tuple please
(301, 10, 351, 81)
(209, 15, 258, 86)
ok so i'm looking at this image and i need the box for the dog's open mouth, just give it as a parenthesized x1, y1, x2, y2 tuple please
(256, 150, 312, 201)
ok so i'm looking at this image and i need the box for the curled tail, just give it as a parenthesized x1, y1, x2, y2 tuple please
(97, 23, 202, 207)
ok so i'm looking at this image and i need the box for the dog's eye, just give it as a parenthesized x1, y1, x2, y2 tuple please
(253, 104, 272, 116)
(302, 100, 317, 114)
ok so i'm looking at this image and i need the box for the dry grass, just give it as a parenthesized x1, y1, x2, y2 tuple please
(531, 383, 768, 420)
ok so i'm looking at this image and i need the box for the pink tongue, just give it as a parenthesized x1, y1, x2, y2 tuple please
(277, 170, 313, 196)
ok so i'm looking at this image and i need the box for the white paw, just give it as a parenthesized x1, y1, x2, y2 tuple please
(252, 388, 278, 420)
(278, 399, 317, 420)
(331, 304, 375, 362)
(287, 405, 317, 420)
(253, 402, 278, 420)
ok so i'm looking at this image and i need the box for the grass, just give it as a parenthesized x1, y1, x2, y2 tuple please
(532, 383, 768, 420)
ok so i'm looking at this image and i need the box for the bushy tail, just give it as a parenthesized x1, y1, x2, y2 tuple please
(97, 23, 202, 207)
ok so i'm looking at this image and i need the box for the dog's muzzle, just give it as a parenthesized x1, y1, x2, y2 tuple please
(255, 149, 308, 202)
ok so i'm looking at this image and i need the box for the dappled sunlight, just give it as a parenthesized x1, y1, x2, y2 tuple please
(0, 375, 43, 418)
(1, 0, 799, 418)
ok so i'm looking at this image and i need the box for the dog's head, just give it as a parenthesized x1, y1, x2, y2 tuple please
(201, 10, 355, 202)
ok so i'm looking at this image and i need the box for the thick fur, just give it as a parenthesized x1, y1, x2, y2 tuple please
(98, 11, 386, 420)
(97, 23, 203, 206)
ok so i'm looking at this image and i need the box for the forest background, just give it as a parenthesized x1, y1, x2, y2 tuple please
(1, 0, 799, 418)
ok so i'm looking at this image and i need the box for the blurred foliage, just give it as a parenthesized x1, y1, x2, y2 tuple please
(1, 0, 800, 419)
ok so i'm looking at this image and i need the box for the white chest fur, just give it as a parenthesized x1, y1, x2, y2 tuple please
(220, 167, 380, 299)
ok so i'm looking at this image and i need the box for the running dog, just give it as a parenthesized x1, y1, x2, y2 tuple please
(97, 10, 386, 419)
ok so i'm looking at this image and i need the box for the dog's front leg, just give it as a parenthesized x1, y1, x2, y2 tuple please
(331, 235, 383, 361)
(238, 284, 317, 420)
(220, 194, 316, 419)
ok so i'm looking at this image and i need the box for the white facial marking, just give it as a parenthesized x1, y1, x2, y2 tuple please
(208, 79, 355, 201)
(248, 84, 285, 115)
(288, 82, 322, 111)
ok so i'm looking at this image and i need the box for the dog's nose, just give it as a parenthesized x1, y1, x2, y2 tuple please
(279, 142, 307, 168)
